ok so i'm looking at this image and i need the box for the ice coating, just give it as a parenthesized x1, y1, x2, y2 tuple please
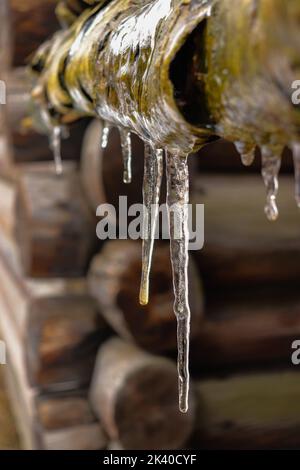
(234, 141, 256, 167)
(165, 151, 191, 413)
(261, 146, 282, 222)
(139, 145, 163, 306)
(292, 143, 300, 208)
(119, 128, 132, 184)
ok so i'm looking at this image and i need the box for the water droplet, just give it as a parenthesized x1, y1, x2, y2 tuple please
(165, 151, 190, 413)
(101, 122, 111, 149)
(119, 128, 132, 184)
(261, 146, 282, 221)
(292, 143, 300, 208)
(139, 145, 163, 306)
(234, 141, 256, 166)
(50, 126, 63, 175)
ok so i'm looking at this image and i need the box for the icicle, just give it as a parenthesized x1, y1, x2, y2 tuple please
(292, 143, 300, 208)
(234, 141, 256, 166)
(139, 145, 163, 306)
(101, 122, 111, 149)
(165, 151, 191, 414)
(261, 145, 282, 221)
(50, 126, 63, 175)
(119, 128, 132, 184)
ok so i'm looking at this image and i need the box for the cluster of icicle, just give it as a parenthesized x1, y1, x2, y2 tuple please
(234, 141, 300, 218)
(48, 122, 300, 414)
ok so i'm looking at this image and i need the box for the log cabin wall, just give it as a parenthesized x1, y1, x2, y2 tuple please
(0, 0, 299, 451)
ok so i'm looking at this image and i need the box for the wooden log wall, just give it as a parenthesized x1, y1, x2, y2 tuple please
(1, 0, 300, 452)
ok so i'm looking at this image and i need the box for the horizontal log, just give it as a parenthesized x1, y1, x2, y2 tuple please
(16, 162, 97, 277)
(41, 423, 106, 450)
(10, 0, 59, 66)
(36, 389, 107, 451)
(5, 359, 106, 450)
(190, 291, 300, 371)
(0, 233, 108, 391)
(192, 175, 300, 290)
(88, 240, 204, 353)
(36, 391, 96, 431)
(90, 338, 195, 450)
(192, 371, 300, 450)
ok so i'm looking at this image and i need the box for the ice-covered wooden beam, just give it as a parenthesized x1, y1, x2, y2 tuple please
(29, 0, 300, 154)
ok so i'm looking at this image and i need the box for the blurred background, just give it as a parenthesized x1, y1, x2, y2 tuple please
(0, 0, 300, 451)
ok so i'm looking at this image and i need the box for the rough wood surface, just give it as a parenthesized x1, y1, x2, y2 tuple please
(16, 162, 97, 277)
(90, 338, 195, 450)
(192, 371, 300, 450)
(88, 240, 204, 353)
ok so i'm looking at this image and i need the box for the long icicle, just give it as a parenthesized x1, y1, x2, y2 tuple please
(50, 126, 63, 175)
(119, 128, 132, 184)
(292, 143, 300, 208)
(261, 146, 282, 221)
(139, 145, 163, 306)
(165, 151, 190, 413)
